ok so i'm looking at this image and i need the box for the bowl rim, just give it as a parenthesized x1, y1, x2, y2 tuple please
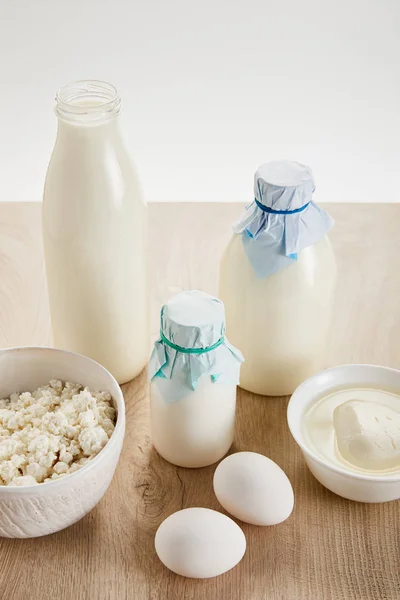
(0, 346, 125, 494)
(287, 363, 400, 483)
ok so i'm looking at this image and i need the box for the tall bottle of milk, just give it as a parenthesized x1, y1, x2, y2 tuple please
(43, 80, 148, 384)
(219, 160, 336, 396)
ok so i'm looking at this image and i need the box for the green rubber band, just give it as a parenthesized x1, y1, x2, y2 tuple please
(160, 331, 224, 354)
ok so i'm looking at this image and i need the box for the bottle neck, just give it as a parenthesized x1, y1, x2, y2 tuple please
(55, 80, 121, 126)
(56, 114, 120, 143)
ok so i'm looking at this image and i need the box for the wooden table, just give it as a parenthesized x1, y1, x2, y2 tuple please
(0, 202, 399, 600)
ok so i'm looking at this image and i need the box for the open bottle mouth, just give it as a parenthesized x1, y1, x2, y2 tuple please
(55, 80, 121, 123)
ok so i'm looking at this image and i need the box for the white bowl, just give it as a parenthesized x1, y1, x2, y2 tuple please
(0, 347, 125, 537)
(287, 364, 400, 503)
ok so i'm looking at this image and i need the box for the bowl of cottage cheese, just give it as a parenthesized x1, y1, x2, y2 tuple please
(0, 346, 125, 538)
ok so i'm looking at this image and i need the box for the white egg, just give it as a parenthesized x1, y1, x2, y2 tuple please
(213, 451, 294, 526)
(155, 507, 246, 578)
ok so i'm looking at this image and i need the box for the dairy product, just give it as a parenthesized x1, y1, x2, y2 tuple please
(219, 160, 336, 397)
(334, 400, 400, 471)
(43, 81, 148, 384)
(304, 387, 400, 475)
(220, 235, 336, 396)
(149, 290, 243, 468)
(0, 379, 116, 486)
(151, 376, 237, 468)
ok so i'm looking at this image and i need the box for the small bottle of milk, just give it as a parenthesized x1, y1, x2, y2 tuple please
(149, 290, 244, 468)
(42, 81, 149, 384)
(219, 160, 337, 397)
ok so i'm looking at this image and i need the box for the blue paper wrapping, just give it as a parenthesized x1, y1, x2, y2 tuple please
(149, 290, 244, 403)
(233, 160, 334, 278)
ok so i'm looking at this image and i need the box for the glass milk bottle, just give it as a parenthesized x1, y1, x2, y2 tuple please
(219, 160, 336, 396)
(149, 290, 244, 467)
(43, 81, 148, 384)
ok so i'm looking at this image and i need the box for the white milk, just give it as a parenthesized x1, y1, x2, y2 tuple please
(43, 81, 148, 384)
(219, 234, 336, 396)
(151, 377, 237, 468)
(148, 290, 243, 467)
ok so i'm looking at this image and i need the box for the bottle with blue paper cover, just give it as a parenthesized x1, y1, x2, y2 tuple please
(219, 160, 336, 396)
(149, 290, 244, 467)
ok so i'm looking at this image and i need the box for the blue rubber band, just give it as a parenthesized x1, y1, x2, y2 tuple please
(160, 331, 224, 354)
(254, 198, 310, 215)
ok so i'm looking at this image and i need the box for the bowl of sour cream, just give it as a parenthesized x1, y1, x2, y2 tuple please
(287, 364, 400, 502)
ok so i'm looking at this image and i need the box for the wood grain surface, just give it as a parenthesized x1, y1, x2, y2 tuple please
(0, 202, 399, 600)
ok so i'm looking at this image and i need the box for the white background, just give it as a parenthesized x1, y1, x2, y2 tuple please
(0, 0, 399, 203)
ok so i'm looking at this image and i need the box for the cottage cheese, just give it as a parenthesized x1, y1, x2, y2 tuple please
(0, 380, 116, 486)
